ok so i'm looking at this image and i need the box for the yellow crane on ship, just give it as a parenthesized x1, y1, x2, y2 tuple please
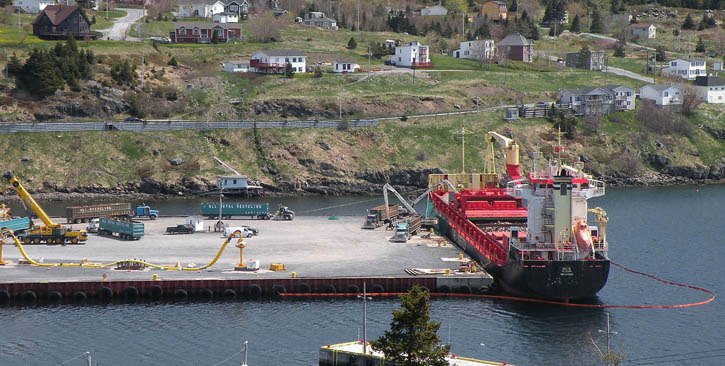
(2, 171, 87, 244)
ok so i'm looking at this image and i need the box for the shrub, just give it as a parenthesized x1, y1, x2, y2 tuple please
(167, 56, 177, 67)
(347, 36, 357, 49)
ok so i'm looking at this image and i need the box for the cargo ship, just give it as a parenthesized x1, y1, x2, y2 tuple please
(427, 132, 610, 300)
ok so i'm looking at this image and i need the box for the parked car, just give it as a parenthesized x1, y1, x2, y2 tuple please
(124, 117, 144, 122)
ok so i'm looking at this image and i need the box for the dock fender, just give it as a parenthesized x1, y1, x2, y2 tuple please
(272, 285, 286, 296)
(418, 286, 430, 293)
(174, 289, 189, 300)
(124, 286, 139, 301)
(297, 283, 311, 293)
(347, 285, 360, 294)
(436, 285, 451, 293)
(146, 285, 164, 300)
(98, 286, 113, 300)
(48, 291, 63, 302)
(0, 290, 11, 304)
(223, 289, 238, 299)
(245, 284, 263, 298)
(199, 288, 215, 299)
(371, 284, 385, 293)
(478, 286, 489, 294)
(73, 291, 87, 303)
(21, 290, 37, 303)
(456, 285, 472, 294)
(323, 284, 336, 293)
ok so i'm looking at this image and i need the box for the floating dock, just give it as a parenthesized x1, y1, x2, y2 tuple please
(0, 216, 492, 304)
(320, 341, 512, 366)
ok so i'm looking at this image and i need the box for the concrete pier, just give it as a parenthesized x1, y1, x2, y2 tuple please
(0, 216, 492, 304)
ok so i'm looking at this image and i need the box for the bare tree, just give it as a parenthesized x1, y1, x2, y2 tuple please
(681, 86, 703, 116)
(249, 12, 283, 42)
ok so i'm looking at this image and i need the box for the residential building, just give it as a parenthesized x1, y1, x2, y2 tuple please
(694, 76, 725, 104)
(222, 60, 249, 73)
(213, 12, 239, 23)
(499, 33, 533, 62)
(250, 50, 306, 74)
(170, 22, 242, 43)
(14, 0, 57, 13)
(662, 58, 706, 80)
(392, 41, 433, 68)
(216, 175, 262, 195)
(302, 12, 338, 30)
(629, 23, 656, 39)
(453, 39, 496, 61)
(639, 84, 683, 106)
(558, 85, 635, 116)
(565, 51, 605, 71)
(178, 0, 225, 18)
(332, 60, 361, 73)
(421, 5, 448, 16)
(224, 0, 250, 18)
(480, 1, 507, 21)
(32, 4, 96, 40)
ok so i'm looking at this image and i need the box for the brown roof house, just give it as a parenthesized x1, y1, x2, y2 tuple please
(32, 5, 97, 40)
(499, 33, 533, 62)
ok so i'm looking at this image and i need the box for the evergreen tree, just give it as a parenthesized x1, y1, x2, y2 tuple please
(695, 36, 706, 52)
(530, 25, 540, 40)
(681, 14, 696, 30)
(284, 61, 295, 78)
(571, 14, 581, 33)
(6, 53, 23, 77)
(110, 60, 136, 86)
(655, 45, 667, 62)
(347, 36, 357, 49)
(578, 46, 592, 69)
(313, 65, 322, 78)
(17, 50, 65, 97)
(590, 9, 604, 33)
(211, 31, 219, 44)
(613, 41, 626, 57)
(167, 56, 178, 66)
(370, 286, 450, 366)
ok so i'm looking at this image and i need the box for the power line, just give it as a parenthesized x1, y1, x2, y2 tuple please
(210, 348, 243, 366)
(55, 351, 89, 366)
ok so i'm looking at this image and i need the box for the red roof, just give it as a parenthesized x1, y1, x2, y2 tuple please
(33, 5, 86, 26)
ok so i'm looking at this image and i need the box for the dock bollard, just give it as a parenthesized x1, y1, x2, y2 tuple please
(152, 274, 160, 281)
(290, 272, 297, 278)
(101, 273, 108, 282)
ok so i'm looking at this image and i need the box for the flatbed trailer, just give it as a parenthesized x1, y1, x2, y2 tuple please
(98, 218, 144, 240)
(66, 203, 132, 224)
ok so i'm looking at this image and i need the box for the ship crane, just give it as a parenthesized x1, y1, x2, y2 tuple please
(487, 131, 521, 181)
(587, 207, 608, 246)
(382, 180, 457, 218)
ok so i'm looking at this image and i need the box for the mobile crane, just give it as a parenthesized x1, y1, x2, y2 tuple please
(3, 171, 87, 244)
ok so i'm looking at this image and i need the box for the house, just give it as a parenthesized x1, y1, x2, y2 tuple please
(421, 5, 448, 16)
(213, 12, 239, 23)
(224, 0, 250, 18)
(250, 50, 306, 74)
(453, 39, 495, 61)
(629, 23, 656, 39)
(499, 33, 533, 62)
(302, 12, 338, 30)
(639, 84, 683, 106)
(480, 1, 507, 21)
(384, 39, 398, 48)
(392, 41, 433, 68)
(332, 60, 360, 73)
(222, 60, 249, 73)
(32, 5, 96, 40)
(14, 0, 57, 13)
(178, 0, 225, 18)
(558, 85, 635, 116)
(694, 76, 725, 104)
(662, 58, 706, 80)
(216, 175, 262, 195)
(170, 22, 242, 43)
(565, 51, 605, 71)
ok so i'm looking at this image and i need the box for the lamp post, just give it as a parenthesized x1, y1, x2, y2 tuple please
(217, 179, 225, 232)
(241, 340, 248, 366)
(357, 283, 372, 354)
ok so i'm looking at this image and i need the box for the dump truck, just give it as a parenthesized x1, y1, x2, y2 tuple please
(390, 215, 421, 243)
(362, 204, 400, 229)
(0, 217, 31, 233)
(65, 203, 133, 223)
(201, 202, 295, 220)
(98, 217, 144, 240)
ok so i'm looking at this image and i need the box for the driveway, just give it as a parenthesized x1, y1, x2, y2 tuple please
(580, 32, 655, 51)
(604, 66, 654, 83)
(98, 8, 146, 41)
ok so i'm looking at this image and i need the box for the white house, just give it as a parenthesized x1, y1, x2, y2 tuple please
(217, 175, 262, 195)
(630, 23, 656, 39)
(178, 0, 225, 18)
(332, 60, 360, 73)
(421, 5, 448, 16)
(559, 85, 635, 116)
(303, 11, 338, 30)
(14, 0, 57, 13)
(392, 41, 432, 68)
(222, 60, 249, 73)
(453, 39, 495, 61)
(662, 58, 706, 80)
(639, 84, 683, 106)
(250, 49, 306, 74)
(213, 12, 239, 23)
(694, 76, 725, 104)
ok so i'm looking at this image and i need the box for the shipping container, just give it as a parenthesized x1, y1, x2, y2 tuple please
(66, 203, 133, 223)
(0, 217, 32, 233)
(98, 217, 144, 240)
(201, 202, 272, 220)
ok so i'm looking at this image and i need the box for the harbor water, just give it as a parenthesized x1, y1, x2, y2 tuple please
(1, 185, 724, 365)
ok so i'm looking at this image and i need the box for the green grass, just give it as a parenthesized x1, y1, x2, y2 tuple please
(129, 18, 176, 38)
(90, 9, 128, 31)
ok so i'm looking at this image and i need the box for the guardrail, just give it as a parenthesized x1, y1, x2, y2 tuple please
(0, 119, 378, 134)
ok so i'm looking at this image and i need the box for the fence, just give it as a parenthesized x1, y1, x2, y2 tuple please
(0, 119, 379, 134)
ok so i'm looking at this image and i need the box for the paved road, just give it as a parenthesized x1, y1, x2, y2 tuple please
(605, 66, 654, 83)
(580, 32, 655, 51)
(98, 8, 145, 41)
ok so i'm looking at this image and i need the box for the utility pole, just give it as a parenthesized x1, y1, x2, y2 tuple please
(356, 0, 360, 33)
(367, 45, 371, 81)
(241, 340, 248, 366)
(357, 283, 371, 355)
(85, 352, 92, 366)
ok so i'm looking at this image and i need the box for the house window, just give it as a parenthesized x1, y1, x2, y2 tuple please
(664, 92, 668, 97)
(626, 91, 632, 96)
(179, 27, 186, 34)
(215, 28, 224, 37)
(193, 27, 200, 35)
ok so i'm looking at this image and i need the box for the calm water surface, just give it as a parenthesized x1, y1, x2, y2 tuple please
(1, 185, 723, 366)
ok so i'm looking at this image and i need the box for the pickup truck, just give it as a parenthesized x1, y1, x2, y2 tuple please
(166, 224, 194, 234)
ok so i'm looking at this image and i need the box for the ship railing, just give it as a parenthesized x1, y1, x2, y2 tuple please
(505, 179, 529, 196)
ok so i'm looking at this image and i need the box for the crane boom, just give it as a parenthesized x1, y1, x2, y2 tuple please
(383, 184, 417, 217)
(410, 179, 458, 206)
(3, 171, 58, 229)
(487, 131, 521, 181)
(213, 156, 242, 176)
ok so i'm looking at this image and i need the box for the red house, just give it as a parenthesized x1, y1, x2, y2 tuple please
(170, 22, 242, 43)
